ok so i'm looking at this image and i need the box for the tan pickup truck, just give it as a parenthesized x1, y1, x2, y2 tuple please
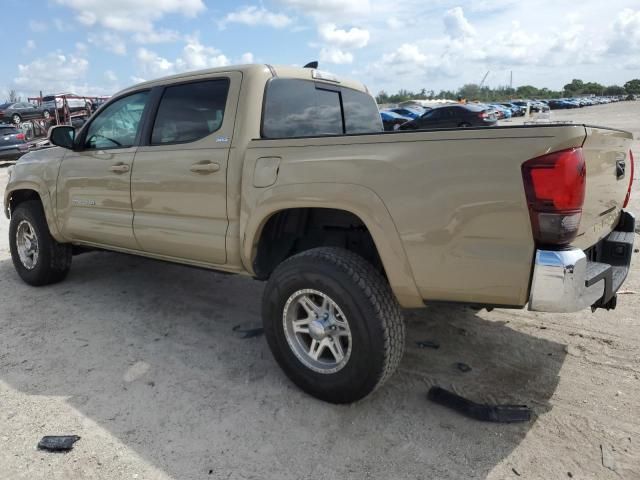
(4, 64, 636, 403)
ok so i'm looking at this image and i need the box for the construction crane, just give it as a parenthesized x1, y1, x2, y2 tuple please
(479, 71, 490, 89)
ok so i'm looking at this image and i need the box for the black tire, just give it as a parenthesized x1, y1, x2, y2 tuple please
(9, 200, 72, 286)
(458, 122, 471, 128)
(262, 247, 405, 403)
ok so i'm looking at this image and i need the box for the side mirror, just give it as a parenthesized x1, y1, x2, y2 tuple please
(49, 125, 76, 150)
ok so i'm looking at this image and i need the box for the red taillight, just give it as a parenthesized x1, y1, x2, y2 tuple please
(15, 133, 25, 141)
(478, 111, 487, 119)
(623, 150, 634, 208)
(522, 147, 586, 246)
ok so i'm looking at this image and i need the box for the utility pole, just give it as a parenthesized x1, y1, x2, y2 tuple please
(510, 71, 513, 90)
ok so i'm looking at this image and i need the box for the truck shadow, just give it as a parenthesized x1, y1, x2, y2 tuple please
(0, 251, 566, 479)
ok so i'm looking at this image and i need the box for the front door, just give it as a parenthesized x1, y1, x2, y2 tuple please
(131, 73, 241, 265)
(56, 91, 150, 249)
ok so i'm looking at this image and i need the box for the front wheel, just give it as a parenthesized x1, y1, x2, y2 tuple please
(9, 200, 72, 286)
(262, 247, 405, 403)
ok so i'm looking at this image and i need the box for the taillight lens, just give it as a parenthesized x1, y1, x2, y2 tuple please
(478, 111, 487, 119)
(623, 150, 634, 208)
(522, 148, 586, 246)
(15, 133, 25, 140)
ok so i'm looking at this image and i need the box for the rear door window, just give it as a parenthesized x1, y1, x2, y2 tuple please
(262, 79, 342, 138)
(151, 79, 230, 145)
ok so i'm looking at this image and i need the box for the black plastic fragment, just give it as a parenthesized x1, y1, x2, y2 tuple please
(427, 387, 531, 423)
(455, 362, 472, 372)
(232, 324, 264, 339)
(416, 340, 440, 349)
(37, 435, 81, 451)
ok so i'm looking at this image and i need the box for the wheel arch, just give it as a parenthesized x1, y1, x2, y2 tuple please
(4, 183, 65, 243)
(242, 183, 423, 308)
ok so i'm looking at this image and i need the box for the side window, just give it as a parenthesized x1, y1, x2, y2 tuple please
(151, 79, 229, 145)
(84, 91, 149, 150)
(262, 79, 342, 138)
(342, 88, 382, 134)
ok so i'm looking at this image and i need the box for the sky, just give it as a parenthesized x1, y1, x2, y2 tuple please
(2, 0, 640, 100)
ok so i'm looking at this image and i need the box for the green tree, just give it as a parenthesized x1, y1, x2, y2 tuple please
(582, 82, 605, 95)
(604, 85, 625, 95)
(624, 79, 640, 94)
(458, 83, 480, 100)
(564, 79, 584, 94)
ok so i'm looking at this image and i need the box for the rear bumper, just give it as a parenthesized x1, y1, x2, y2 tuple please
(528, 210, 635, 312)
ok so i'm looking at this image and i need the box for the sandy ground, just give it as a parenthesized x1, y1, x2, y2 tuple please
(0, 101, 639, 480)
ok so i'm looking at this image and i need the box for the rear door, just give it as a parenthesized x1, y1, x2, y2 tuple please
(131, 73, 241, 265)
(56, 90, 150, 249)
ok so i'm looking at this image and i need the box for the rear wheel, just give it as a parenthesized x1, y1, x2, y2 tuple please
(9, 200, 72, 286)
(458, 122, 471, 127)
(262, 247, 405, 403)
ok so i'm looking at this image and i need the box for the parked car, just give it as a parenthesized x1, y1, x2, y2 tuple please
(500, 103, 524, 116)
(548, 99, 578, 109)
(0, 124, 27, 160)
(0, 102, 49, 124)
(41, 94, 92, 117)
(380, 111, 411, 130)
(399, 104, 497, 129)
(490, 104, 512, 119)
(388, 107, 426, 119)
(5, 64, 635, 404)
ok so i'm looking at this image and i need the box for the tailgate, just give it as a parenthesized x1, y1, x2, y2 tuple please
(574, 126, 634, 250)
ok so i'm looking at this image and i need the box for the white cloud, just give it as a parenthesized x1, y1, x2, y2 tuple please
(88, 32, 127, 55)
(175, 38, 230, 71)
(277, 0, 370, 17)
(608, 8, 640, 54)
(443, 7, 476, 39)
(136, 48, 175, 78)
(240, 52, 254, 63)
(136, 38, 231, 80)
(55, 0, 205, 32)
(28, 20, 47, 32)
(320, 47, 353, 64)
(221, 6, 293, 29)
(318, 23, 369, 49)
(133, 29, 182, 44)
(104, 70, 118, 82)
(25, 40, 37, 51)
(14, 51, 90, 94)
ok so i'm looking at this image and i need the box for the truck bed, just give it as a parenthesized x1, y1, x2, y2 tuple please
(244, 123, 633, 307)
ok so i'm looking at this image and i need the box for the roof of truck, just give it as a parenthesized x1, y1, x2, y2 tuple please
(119, 64, 369, 97)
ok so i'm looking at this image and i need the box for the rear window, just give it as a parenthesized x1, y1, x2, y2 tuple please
(261, 78, 381, 139)
(342, 88, 383, 134)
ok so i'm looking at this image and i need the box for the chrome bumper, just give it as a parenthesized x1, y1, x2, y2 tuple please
(528, 210, 635, 313)
(528, 249, 604, 312)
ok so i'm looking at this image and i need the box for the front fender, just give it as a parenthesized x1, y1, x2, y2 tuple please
(4, 177, 66, 243)
(241, 182, 423, 308)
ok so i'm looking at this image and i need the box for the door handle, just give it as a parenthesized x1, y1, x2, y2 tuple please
(190, 162, 220, 174)
(109, 163, 130, 173)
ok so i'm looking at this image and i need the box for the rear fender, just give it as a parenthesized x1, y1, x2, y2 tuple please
(241, 182, 423, 308)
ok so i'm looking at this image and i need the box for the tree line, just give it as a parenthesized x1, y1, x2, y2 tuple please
(376, 79, 640, 104)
